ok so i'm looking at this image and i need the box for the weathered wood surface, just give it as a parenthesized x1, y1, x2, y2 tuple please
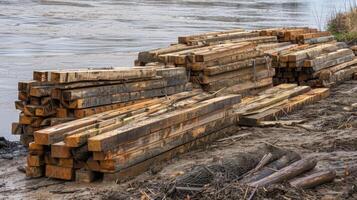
(98, 114, 236, 171)
(203, 57, 268, 75)
(304, 49, 354, 70)
(304, 35, 335, 44)
(61, 75, 187, 101)
(248, 157, 317, 187)
(178, 28, 245, 44)
(92, 110, 235, 161)
(289, 170, 336, 189)
(103, 125, 238, 180)
(315, 57, 357, 78)
(239, 88, 330, 126)
(34, 99, 163, 145)
(88, 95, 241, 152)
(66, 84, 189, 109)
(45, 165, 74, 180)
(50, 68, 157, 83)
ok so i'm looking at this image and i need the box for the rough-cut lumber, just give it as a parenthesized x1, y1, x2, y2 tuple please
(50, 68, 156, 83)
(76, 169, 101, 183)
(316, 57, 357, 79)
(26, 166, 44, 178)
(27, 155, 44, 167)
(289, 170, 336, 189)
(203, 57, 269, 75)
(304, 49, 354, 69)
(178, 28, 245, 44)
(239, 88, 330, 126)
(88, 95, 241, 152)
(304, 35, 335, 44)
(98, 114, 236, 171)
(93, 110, 235, 161)
(65, 84, 189, 109)
(45, 165, 74, 180)
(51, 142, 72, 158)
(34, 99, 162, 145)
(103, 125, 238, 181)
(248, 157, 317, 187)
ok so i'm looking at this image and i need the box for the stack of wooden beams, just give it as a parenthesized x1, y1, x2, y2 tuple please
(137, 29, 278, 93)
(13, 67, 191, 146)
(234, 84, 330, 126)
(257, 27, 334, 44)
(26, 92, 241, 181)
(273, 42, 357, 87)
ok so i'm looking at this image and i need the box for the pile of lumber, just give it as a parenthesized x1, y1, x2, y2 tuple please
(257, 27, 334, 44)
(26, 92, 241, 181)
(13, 67, 191, 146)
(137, 29, 279, 93)
(273, 42, 357, 87)
(234, 84, 330, 126)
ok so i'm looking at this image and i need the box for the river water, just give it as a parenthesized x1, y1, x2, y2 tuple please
(0, 0, 349, 140)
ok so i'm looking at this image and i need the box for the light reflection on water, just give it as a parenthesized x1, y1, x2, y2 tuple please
(0, 0, 350, 140)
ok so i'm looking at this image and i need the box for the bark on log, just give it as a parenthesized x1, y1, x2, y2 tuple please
(248, 157, 317, 187)
(289, 169, 336, 189)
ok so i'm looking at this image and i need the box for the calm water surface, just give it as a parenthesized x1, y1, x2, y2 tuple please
(0, 0, 349, 140)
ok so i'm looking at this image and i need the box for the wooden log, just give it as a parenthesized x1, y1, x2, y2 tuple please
(45, 165, 74, 180)
(248, 157, 317, 187)
(88, 95, 241, 152)
(239, 88, 330, 126)
(50, 68, 157, 83)
(241, 152, 301, 184)
(65, 84, 189, 109)
(103, 125, 238, 181)
(289, 170, 336, 189)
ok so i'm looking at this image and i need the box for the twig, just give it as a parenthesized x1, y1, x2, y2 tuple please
(247, 186, 258, 200)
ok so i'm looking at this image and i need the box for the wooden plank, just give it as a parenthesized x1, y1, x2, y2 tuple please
(217, 77, 273, 95)
(93, 109, 235, 161)
(88, 95, 241, 152)
(11, 122, 23, 135)
(201, 64, 273, 84)
(99, 114, 236, 171)
(304, 49, 354, 69)
(73, 99, 149, 119)
(304, 36, 335, 44)
(27, 155, 44, 167)
(65, 84, 189, 109)
(102, 125, 238, 180)
(286, 43, 346, 62)
(50, 68, 157, 83)
(317, 57, 357, 79)
(75, 169, 101, 183)
(239, 88, 330, 126)
(203, 57, 268, 76)
(178, 28, 245, 44)
(26, 166, 44, 178)
(34, 99, 162, 145)
(61, 75, 187, 101)
(51, 142, 72, 158)
(45, 165, 74, 180)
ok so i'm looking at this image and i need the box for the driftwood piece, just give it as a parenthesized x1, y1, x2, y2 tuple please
(248, 157, 317, 187)
(289, 169, 336, 189)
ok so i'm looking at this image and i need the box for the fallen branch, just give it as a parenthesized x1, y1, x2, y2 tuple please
(289, 169, 336, 189)
(248, 157, 317, 187)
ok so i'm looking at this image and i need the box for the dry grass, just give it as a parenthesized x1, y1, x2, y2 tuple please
(327, 1, 357, 44)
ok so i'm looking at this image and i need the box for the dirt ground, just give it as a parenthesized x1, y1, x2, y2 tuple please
(0, 81, 356, 200)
